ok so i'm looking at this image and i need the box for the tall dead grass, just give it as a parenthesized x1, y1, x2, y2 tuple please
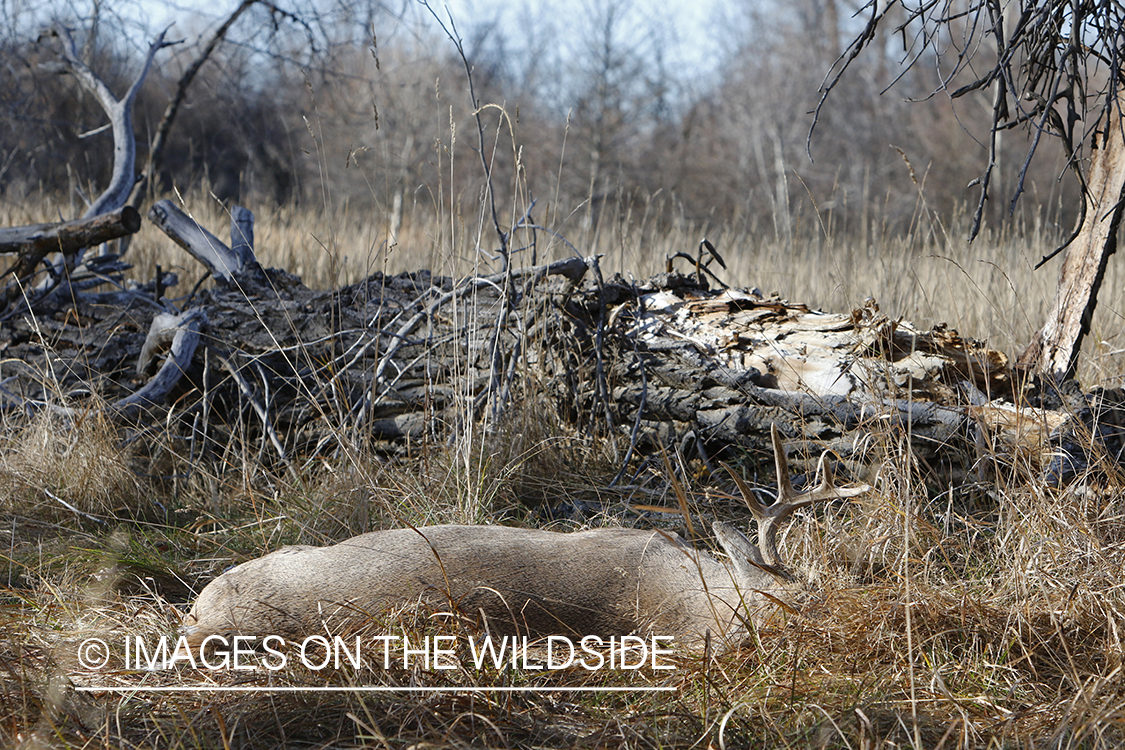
(16, 181, 1112, 387)
(0, 408, 141, 519)
(4, 98, 1125, 750)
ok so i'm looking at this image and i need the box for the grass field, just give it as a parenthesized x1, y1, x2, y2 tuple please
(3, 181, 1125, 748)
(10, 182, 1112, 385)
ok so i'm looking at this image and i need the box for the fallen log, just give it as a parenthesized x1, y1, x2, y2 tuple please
(148, 200, 248, 283)
(0, 207, 142, 296)
(536, 273, 1026, 478)
(0, 207, 142, 258)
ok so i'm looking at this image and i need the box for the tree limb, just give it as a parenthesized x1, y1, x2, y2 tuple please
(41, 24, 176, 219)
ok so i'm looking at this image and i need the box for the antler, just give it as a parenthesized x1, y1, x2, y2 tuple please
(723, 424, 870, 578)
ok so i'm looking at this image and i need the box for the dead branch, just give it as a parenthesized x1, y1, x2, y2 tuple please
(0, 206, 141, 278)
(40, 25, 177, 219)
(148, 199, 252, 283)
(114, 308, 206, 421)
(814, 1, 1124, 243)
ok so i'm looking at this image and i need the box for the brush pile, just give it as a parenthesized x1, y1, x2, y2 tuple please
(1, 202, 1119, 482)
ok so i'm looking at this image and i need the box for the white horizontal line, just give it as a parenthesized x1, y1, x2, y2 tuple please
(75, 685, 677, 693)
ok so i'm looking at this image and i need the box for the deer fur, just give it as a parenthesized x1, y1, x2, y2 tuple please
(182, 426, 869, 652)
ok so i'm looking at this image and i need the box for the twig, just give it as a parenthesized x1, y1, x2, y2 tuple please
(586, 255, 616, 447)
(217, 354, 297, 479)
(610, 303, 648, 488)
(419, 1, 510, 271)
(43, 488, 106, 525)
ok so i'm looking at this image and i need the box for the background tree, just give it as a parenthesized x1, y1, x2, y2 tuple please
(0, 0, 1087, 312)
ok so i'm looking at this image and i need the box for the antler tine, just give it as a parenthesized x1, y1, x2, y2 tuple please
(719, 426, 870, 575)
(772, 424, 871, 513)
(806, 452, 872, 503)
(770, 423, 829, 520)
(718, 461, 789, 577)
(771, 423, 794, 505)
(720, 460, 767, 520)
(724, 425, 859, 524)
(761, 424, 871, 571)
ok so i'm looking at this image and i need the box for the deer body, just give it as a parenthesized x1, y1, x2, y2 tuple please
(182, 427, 869, 652)
(182, 524, 759, 649)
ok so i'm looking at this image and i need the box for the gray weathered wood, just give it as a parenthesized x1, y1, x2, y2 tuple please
(0, 207, 142, 312)
(148, 200, 248, 283)
(230, 205, 255, 266)
(0, 206, 141, 259)
(39, 25, 173, 219)
(114, 309, 206, 421)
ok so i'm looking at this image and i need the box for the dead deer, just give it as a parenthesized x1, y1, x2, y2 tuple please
(181, 425, 870, 652)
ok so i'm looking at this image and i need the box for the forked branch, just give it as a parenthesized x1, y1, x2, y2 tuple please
(40, 24, 177, 219)
(812, 0, 1125, 242)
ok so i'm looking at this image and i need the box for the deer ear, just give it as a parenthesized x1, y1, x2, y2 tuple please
(713, 522, 796, 584)
(713, 522, 762, 572)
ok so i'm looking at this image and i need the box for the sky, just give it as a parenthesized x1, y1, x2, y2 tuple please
(430, 0, 730, 72)
(122, 0, 733, 78)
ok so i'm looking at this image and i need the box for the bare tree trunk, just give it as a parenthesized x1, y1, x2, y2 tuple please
(389, 190, 403, 246)
(771, 128, 792, 246)
(389, 134, 411, 246)
(388, 134, 413, 246)
(1019, 104, 1125, 381)
(39, 25, 171, 219)
(822, 0, 841, 62)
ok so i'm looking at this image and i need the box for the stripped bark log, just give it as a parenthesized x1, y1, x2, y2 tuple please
(1019, 99, 1125, 381)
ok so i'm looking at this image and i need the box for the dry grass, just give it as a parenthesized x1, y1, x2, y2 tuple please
(2, 387, 1125, 747)
(0, 408, 141, 519)
(6, 125, 1125, 747)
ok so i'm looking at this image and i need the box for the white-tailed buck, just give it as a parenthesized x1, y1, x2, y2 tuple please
(182, 426, 870, 652)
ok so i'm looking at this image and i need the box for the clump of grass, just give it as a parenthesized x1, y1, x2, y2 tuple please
(0, 408, 140, 521)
